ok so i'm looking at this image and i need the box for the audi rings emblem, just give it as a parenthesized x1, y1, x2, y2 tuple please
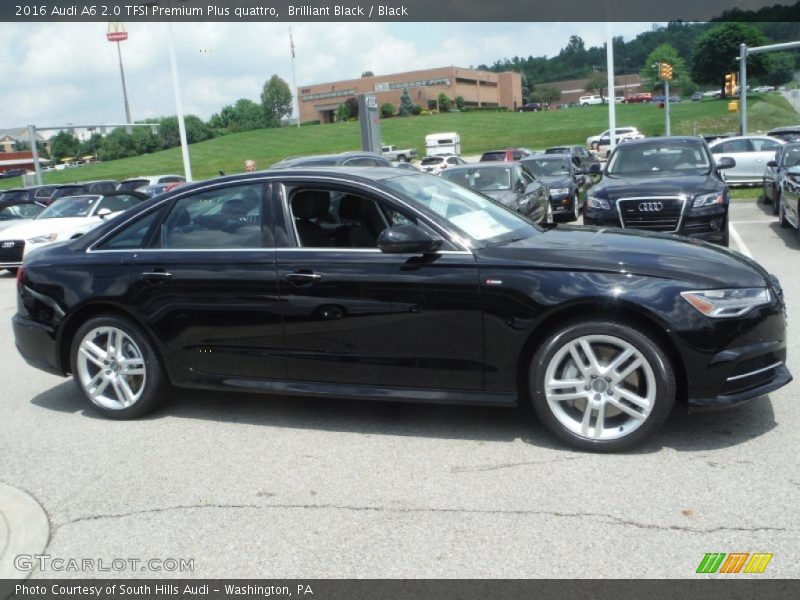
(638, 202, 663, 212)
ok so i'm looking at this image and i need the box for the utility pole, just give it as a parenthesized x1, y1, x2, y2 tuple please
(107, 23, 132, 127)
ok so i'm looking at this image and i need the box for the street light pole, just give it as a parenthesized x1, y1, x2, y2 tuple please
(116, 41, 132, 125)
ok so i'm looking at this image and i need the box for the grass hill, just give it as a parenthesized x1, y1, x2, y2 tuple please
(3, 94, 796, 189)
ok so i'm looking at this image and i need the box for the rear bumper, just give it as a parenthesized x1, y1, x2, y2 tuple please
(12, 313, 63, 376)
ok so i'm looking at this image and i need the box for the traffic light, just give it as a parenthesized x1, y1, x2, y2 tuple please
(725, 72, 737, 96)
(659, 62, 673, 80)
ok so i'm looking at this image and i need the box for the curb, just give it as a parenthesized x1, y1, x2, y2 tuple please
(0, 483, 50, 579)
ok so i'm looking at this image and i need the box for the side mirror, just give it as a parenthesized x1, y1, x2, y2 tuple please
(588, 163, 603, 176)
(767, 160, 778, 168)
(96, 208, 113, 219)
(377, 224, 443, 254)
(716, 156, 736, 170)
(575, 167, 587, 176)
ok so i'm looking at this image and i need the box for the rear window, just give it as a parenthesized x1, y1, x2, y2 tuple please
(421, 157, 444, 166)
(480, 152, 506, 162)
(545, 148, 569, 155)
(0, 190, 27, 202)
(118, 179, 149, 191)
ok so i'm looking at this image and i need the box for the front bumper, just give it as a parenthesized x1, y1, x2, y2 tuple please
(12, 313, 63, 376)
(584, 204, 728, 243)
(549, 193, 576, 215)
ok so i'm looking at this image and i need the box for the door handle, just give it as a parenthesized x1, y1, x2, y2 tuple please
(284, 270, 322, 285)
(141, 270, 173, 280)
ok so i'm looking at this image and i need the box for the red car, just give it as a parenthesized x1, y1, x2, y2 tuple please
(479, 148, 533, 162)
(622, 93, 652, 104)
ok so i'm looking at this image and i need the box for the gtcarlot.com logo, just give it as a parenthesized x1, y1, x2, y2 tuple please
(696, 552, 773, 574)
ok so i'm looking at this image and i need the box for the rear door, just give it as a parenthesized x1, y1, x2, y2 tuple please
(751, 138, 783, 181)
(128, 180, 285, 381)
(711, 138, 754, 182)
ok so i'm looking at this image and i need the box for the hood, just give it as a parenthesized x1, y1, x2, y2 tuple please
(483, 190, 517, 206)
(477, 226, 768, 289)
(537, 175, 572, 188)
(0, 219, 34, 234)
(0, 216, 100, 241)
(592, 173, 719, 200)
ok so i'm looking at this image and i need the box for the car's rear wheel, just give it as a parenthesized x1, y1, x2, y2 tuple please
(529, 321, 676, 451)
(71, 315, 168, 419)
(772, 186, 781, 215)
(778, 198, 790, 228)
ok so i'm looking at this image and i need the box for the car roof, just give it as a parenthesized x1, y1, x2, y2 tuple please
(769, 126, 800, 133)
(443, 162, 516, 172)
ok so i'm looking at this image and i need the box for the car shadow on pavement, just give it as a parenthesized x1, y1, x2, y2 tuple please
(768, 221, 800, 250)
(31, 380, 778, 454)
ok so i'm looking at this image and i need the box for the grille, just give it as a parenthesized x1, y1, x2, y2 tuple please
(617, 197, 686, 232)
(0, 240, 24, 263)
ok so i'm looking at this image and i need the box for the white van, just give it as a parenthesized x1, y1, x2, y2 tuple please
(578, 95, 604, 106)
(425, 132, 461, 157)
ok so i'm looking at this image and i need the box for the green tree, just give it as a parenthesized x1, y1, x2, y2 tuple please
(691, 23, 770, 97)
(584, 72, 607, 100)
(261, 74, 293, 127)
(437, 93, 452, 112)
(380, 102, 395, 118)
(361, 70, 374, 77)
(156, 115, 212, 149)
(97, 128, 136, 161)
(336, 103, 350, 122)
(641, 43, 694, 94)
(210, 98, 265, 132)
(48, 131, 81, 163)
(398, 85, 414, 116)
(763, 52, 794, 87)
(454, 95, 466, 110)
(531, 85, 561, 104)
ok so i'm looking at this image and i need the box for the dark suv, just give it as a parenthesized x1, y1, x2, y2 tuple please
(583, 137, 735, 246)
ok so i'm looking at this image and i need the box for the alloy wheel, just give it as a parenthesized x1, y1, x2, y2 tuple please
(543, 334, 656, 441)
(76, 326, 147, 410)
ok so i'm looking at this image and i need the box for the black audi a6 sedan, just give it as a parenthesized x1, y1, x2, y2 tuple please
(520, 155, 587, 222)
(13, 168, 790, 451)
(583, 136, 735, 246)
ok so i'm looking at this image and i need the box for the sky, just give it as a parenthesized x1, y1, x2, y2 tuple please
(0, 21, 657, 130)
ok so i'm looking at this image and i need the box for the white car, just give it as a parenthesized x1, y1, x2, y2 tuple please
(586, 126, 644, 151)
(418, 154, 467, 175)
(0, 192, 146, 271)
(578, 95, 604, 106)
(708, 135, 785, 185)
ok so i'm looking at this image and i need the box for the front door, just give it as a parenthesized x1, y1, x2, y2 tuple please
(273, 181, 485, 392)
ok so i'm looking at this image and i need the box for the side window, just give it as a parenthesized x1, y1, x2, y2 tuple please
(97, 209, 163, 250)
(288, 188, 418, 249)
(160, 184, 263, 249)
(97, 194, 141, 214)
(159, 176, 183, 183)
(752, 139, 781, 152)
(713, 139, 752, 154)
(520, 168, 534, 186)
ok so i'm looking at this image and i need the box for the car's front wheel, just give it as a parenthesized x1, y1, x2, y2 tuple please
(778, 198, 791, 228)
(529, 320, 676, 451)
(70, 315, 168, 419)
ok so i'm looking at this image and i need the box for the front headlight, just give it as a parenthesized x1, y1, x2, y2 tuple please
(550, 188, 570, 196)
(28, 233, 58, 245)
(586, 196, 610, 210)
(681, 288, 771, 318)
(692, 192, 724, 208)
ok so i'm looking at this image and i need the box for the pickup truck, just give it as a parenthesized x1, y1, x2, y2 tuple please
(381, 145, 417, 162)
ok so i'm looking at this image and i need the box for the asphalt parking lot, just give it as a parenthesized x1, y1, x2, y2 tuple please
(0, 199, 798, 579)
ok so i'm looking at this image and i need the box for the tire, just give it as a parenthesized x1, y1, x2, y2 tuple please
(70, 314, 168, 419)
(778, 198, 790, 228)
(529, 320, 676, 452)
(570, 195, 580, 222)
(397, 155, 407, 163)
(772, 186, 780, 215)
(720, 228, 730, 247)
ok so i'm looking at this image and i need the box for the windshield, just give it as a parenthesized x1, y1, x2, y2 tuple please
(606, 141, 711, 176)
(0, 203, 44, 221)
(545, 148, 569, 155)
(38, 195, 100, 219)
(383, 174, 539, 246)
(521, 158, 570, 176)
(781, 145, 800, 166)
(441, 167, 512, 191)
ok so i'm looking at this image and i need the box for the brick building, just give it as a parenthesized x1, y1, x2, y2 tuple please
(298, 66, 523, 124)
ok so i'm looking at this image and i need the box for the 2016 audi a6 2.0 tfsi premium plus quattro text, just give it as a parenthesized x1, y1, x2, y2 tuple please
(12, 168, 791, 451)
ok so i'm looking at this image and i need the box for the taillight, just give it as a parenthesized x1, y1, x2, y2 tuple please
(16, 266, 24, 290)
(440, 164, 447, 169)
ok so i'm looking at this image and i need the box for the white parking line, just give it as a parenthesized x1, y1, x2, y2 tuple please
(730, 220, 775, 225)
(728, 223, 754, 259)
